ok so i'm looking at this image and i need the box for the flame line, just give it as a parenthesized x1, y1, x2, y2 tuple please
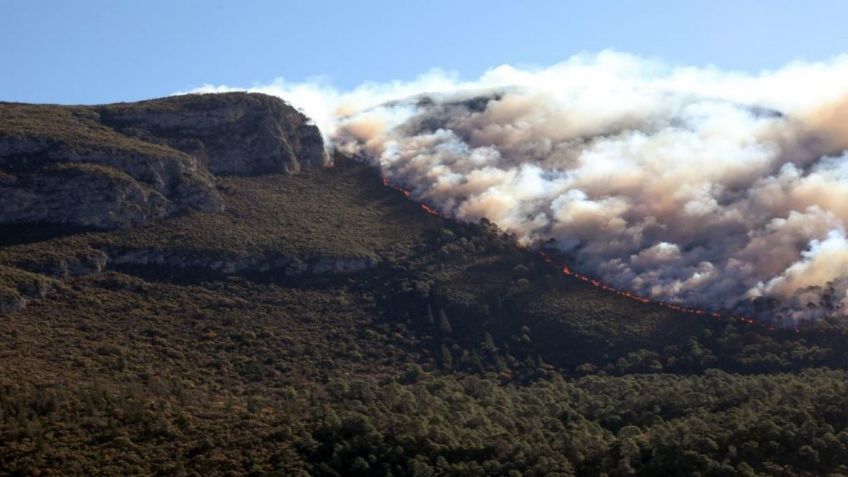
(383, 177, 439, 216)
(380, 176, 774, 330)
(538, 252, 759, 322)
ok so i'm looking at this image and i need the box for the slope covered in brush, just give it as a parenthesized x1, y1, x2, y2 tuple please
(2, 95, 848, 476)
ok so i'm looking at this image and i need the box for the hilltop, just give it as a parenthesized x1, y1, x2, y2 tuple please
(1, 94, 848, 476)
(0, 93, 326, 231)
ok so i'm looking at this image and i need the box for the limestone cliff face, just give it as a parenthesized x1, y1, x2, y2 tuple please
(0, 163, 173, 229)
(98, 93, 328, 175)
(0, 93, 326, 230)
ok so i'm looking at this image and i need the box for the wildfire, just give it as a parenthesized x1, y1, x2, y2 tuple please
(383, 177, 440, 215)
(383, 177, 413, 199)
(382, 176, 764, 328)
(420, 204, 439, 216)
(544, 254, 763, 325)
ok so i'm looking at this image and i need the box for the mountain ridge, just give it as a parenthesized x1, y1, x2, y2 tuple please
(2, 93, 848, 476)
(0, 93, 326, 231)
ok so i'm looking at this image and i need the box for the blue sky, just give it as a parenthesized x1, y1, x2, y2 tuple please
(2, 0, 847, 104)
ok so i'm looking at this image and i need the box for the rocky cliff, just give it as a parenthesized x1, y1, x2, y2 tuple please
(97, 93, 327, 176)
(0, 93, 327, 230)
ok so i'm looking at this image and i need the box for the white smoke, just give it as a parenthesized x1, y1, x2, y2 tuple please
(187, 51, 848, 321)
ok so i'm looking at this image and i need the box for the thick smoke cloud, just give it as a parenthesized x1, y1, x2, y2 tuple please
(188, 51, 848, 321)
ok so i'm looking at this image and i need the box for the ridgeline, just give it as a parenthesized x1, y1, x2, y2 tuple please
(1, 93, 848, 476)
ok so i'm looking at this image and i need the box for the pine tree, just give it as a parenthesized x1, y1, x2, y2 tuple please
(438, 310, 452, 335)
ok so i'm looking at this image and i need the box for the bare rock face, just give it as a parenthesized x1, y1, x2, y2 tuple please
(98, 93, 329, 175)
(0, 93, 327, 230)
(0, 163, 172, 229)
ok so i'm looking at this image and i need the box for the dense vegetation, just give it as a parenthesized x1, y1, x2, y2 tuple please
(2, 157, 848, 476)
(0, 103, 188, 165)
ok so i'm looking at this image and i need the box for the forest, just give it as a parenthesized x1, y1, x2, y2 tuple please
(1, 154, 848, 476)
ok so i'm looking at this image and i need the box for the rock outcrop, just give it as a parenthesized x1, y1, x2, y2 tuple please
(0, 242, 379, 314)
(0, 92, 339, 314)
(0, 93, 327, 230)
(0, 264, 55, 314)
(98, 93, 328, 175)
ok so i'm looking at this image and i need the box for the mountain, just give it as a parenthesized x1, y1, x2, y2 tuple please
(1, 93, 848, 476)
(0, 93, 326, 231)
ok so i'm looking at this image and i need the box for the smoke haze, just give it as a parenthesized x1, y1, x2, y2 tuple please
(189, 51, 848, 321)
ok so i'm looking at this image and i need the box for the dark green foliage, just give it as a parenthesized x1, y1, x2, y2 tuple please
(2, 156, 848, 475)
(3, 368, 848, 476)
(0, 102, 189, 165)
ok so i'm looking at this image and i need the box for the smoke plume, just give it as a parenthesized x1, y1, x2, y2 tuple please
(188, 51, 848, 321)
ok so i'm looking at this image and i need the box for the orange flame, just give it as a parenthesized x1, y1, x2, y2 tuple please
(382, 177, 760, 327)
(383, 177, 441, 216)
(546, 253, 751, 323)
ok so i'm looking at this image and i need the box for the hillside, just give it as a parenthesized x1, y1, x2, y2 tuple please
(2, 94, 848, 476)
(0, 93, 325, 231)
